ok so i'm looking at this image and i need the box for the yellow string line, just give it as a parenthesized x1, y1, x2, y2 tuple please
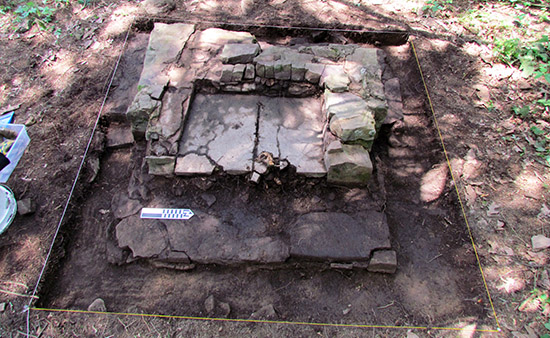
(30, 307, 500, 333)
(410, 39, 501, 332)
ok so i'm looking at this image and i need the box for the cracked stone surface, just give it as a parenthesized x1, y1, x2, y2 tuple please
(257, 97, 326, 177)
(289, 211, 390, 261)
(179, 94, 257, 174)
(164, 210, 289, 264)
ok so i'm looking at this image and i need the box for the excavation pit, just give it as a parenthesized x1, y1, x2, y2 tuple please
(37, 23, 488, 329)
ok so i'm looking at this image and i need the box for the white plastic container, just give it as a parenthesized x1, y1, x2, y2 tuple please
(0, 124, 30, 183)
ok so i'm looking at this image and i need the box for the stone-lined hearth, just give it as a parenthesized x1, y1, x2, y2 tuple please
(126, 23, 404, 186)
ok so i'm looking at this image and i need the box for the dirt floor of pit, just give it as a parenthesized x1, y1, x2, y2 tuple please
(32, 31, 492, 329)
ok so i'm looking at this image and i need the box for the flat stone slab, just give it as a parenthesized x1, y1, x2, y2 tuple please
(115, 210, 289, 265)
(257, 97, 326, 177)
(179, 94, 257, 174)
(289, 211, 390, 261)
(164, 211, 289, 265)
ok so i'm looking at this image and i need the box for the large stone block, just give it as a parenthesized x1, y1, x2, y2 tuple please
(329, 109, 376, 144)
(126, 93, 160, 139)
(273, 61, 291, 80)
(220, 43, 260, 64)
(304, 63, 325, 83)
(321, 65, 350, 93)
(195, 28, 256, 50)
(324, 141, 373, 185)
(289, 211, 390, 261)
(146, 156, 175, 176)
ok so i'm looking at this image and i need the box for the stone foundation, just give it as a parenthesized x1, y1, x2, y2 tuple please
(126, 23, 404, 186)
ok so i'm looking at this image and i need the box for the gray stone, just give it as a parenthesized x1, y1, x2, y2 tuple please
(273, 61, 291, 80)
(219, 302, 231, 318)
(205, 295, 215, 314)
(324, 141, 373, 186)
(146, 156, 175, 176)
(196, 29, 256, 50)
(250, 171, 261, 183)
(329, 110, 376, 145)
(87, 298, 106, 312)
(126, 93, 160, 138)
(242, 82, 256, 92)
(258, 97, 326, 177)
(232, 64, 246, 82)
(204, 295, 231, 318)
(0, 302, 5, 312)
(304, 63, 325, 83)
(158, 88, 192, 141)
(383, 77, 404, 124)
(163, 211, 289, 264)
(111, 193, 143, 219)
(244, 64, 255, 79)
(175, 154, 215, 175)
(299, 46, 340, 60)
(291, 62, 307, 81)
(17, 198, 35, 215)
(264, 61, 275, 78)
(367, 250, 397, 273)
(116, 215, 169, 258)
(179, 94, 257, 175)
(287, 83, 317, 97)
(106, 124, 134, 149)
(138, 23, 195, 89)
(201, 193, 216, 207)
(532, 235, 550, 251)
(321, 65, 350, 92)
(220, 43, 260, 64)
(323, 91, 368, 119)
(220, 64, 234, 83)
(289, 211, 390, 261)
(250, 304, 277, 320)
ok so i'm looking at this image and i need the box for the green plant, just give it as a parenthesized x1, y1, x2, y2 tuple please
(13, 1, 56, 30)
(513, 105, 531, 118)
(494, 35, 550, 83)
(423, 0, 453, 16)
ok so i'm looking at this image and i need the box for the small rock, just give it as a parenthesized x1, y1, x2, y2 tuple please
(17, 198, 36, 215)
(532, 235, 550, 251)
(204, 295, 215, 314)
(311, 196, 321, 204)
(87, 298, 106, 312)
(0, 302, 5, 312)
(250, 172, 261, 184)
(342, 307, 351, 315)
(250, 304, 277, 320)
(201, 193, 216, 208)
(220, 43, 260, 64)
(539, 270, 550, 290)
(367, 250, 397, 274)
(219, 301, 231, 318)
(487, 202, 500, 217)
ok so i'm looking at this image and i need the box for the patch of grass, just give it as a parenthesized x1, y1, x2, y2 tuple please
(493, 35, 550, 83)
(1, 0, 70, 32)
(422, 0, 453, 16)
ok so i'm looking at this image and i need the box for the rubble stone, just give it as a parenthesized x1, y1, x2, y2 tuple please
(146, 156, 175, 176)
(324, 141, 373, 185)
(220, 43, 260, 64)
(367, 250, 397, 273)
